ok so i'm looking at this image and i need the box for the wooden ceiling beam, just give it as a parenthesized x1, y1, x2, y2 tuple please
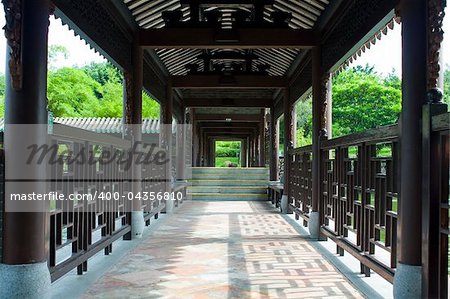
(180, 0, 274, 6)
(139, 28, 319, 49)
(202, 128, 256, 134)
(172, 74, 286, 89)
(199, 122, 260, 129)
(195, 113, 261, 122)
(183, 97, 273, 107)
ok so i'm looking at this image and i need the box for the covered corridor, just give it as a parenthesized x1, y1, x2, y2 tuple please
(0, 0, 449, 298)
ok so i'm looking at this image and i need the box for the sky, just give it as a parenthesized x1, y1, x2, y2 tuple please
(0, 8, 448, 76)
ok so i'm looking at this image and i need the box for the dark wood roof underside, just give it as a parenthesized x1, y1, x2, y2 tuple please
(52, 0, 399, 119)
(124, 0, 330, 77)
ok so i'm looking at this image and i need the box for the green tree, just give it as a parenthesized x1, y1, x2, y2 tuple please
(295, 95, 312, 147)
(95, 81, 123, 117)
(142, 92, 160, 118)
(82, 62, 122, 85)
(332, 68, 401, 136)
(47, 67, 101, 117)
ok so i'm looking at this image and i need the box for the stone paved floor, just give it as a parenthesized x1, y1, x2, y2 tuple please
(83, 201, 362, 299)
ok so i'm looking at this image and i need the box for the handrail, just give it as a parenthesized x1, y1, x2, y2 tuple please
(289, 124, 399, 154)
(52, 123, 130, 148)
(321, 125, 398, 148)
(289, 144, 312, 154)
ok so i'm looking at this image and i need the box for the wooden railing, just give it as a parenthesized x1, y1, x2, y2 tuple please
(287, 110, 450, 287)
(423, 109, 449, 297)
(320, 125, 399, 281)
(48, 124, 169, 281)
(289, 124, 400, 282)
(434, 113, 449, 298)
(289, 145, 312, 225)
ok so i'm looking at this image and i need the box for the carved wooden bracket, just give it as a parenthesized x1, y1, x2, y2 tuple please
(2, 0, 23, 91)
(427, 0, 446, 89)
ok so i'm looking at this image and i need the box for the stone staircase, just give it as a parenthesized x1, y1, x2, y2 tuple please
(188, 167, 269, 201)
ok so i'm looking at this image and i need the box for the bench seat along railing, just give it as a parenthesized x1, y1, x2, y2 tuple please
(46, 124, 185, 282)
(282, 111, 449, 285)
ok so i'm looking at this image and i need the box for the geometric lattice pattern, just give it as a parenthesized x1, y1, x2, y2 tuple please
(83, 201, 361, 298)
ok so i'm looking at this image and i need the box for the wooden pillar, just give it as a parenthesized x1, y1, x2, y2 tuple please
(326, 77, 333, 139)
(202, 130, 205, 167)
(248, 136, 252, 167)
(201, 130, 206, 166)
(176, 112, 186, 180)
(282, 89, 294, 211)
(123, 41, 144, 238)
(240, 139, 246, 167)
(311, 46, 330, 238)
(269, 108, 279, 181)
(160, 83, 173, 212)
(190, 109, 198, 167)
(394, 0, 427, 297)
(246, 137, 250, 167)
(255, 129, 260, 166)
(212, 138, 216, 167)
(198, 126, 203, 166)
(311, 47, 321, 213)
(259, 109, 266, 167)
(1, 0, 52, 296)
(253, 133, 257, 167)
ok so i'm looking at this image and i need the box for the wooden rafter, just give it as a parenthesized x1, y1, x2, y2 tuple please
(195, 113, 261, 122)
(183, 97, 273, 107)
(139, 28, 319, 49)
(172, 74, 286, 88)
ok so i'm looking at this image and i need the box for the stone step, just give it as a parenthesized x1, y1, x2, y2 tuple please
(189, 193, 268, 201)
(192, 167, 269, 175)
(190, 179, 268, 187)
(192, 173, 269, 180)
(188, 186, 267, 194)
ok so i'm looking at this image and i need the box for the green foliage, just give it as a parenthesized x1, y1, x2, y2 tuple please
(295, 96, 312, 147)
(142, 92, 161, 118)
(82, 62, 123, 85)
(332, 67, 402, 136)
(216, 147, 240, 157)
(47, 67, 102, 117)
(45, 59, 161, 118)
(94, 81, 123, 118)
(216, 141, 241, 149)
(215, 141, 241, 158)
(290, 65, 405, 148)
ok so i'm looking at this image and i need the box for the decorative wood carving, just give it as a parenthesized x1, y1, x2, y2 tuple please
(320, 73, 331, 136)
(322, 0, 395, 72)
(2, 0, 23, 90)
(52, 0, 132, 69)
(427, 0, 446, 89)
(123, 71, 133, 126)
